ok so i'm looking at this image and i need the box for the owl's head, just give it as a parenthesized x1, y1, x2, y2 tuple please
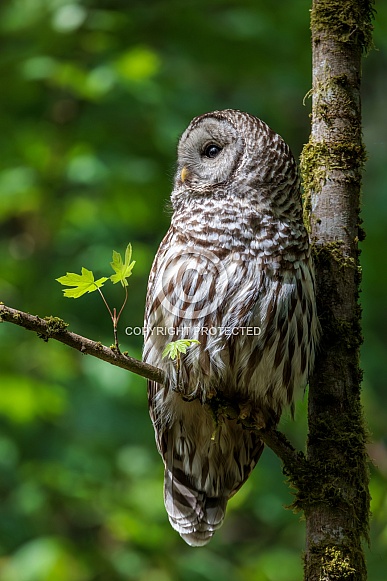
(171, 109, 298, 205)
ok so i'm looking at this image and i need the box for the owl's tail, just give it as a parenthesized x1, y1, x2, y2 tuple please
(164, 459, 227, 547)
(163, 423, 264, 546)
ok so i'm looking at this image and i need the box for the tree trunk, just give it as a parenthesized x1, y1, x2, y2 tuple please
(300, 1, 374, 579)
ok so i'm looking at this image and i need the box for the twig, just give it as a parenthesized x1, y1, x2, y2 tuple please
(258, 426, 304, 474)
(0, 303, 164, 384)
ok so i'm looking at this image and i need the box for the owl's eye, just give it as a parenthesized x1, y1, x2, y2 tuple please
(203, 143, 222, 158)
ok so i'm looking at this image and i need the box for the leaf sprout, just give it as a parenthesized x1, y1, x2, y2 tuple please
(56, 244, 135, 352)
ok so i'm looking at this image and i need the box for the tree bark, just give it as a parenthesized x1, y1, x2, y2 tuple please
(300, 1, 374, 579)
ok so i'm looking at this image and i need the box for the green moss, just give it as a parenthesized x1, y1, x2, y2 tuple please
(301, 140, 366, 195)
(300, 75, 367, 234)
(305, 546, 359, 580)
(288, 402, 370, 542)
(43, 316, 69, 334)
(37, 316, 68, 342)
(310, 0, 375, 52)
(312, 241, 357, 270)
(300, 140, 366, 232)
(322, 547, 356, 579)
(334, 318, 363, 350)
(315, 411, 368, 536)
(312, 74, 362, 130)
(311, 243, 364, 352)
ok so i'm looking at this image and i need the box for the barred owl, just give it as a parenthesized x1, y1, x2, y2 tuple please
(143, 109, 319, 546)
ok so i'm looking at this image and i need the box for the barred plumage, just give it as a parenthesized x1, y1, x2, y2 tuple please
(143, 109, 319, 546)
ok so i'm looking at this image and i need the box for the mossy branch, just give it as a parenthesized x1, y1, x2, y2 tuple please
(0, 303, 164, 384)
(258, 427, 306, 478)
(0, 302, 302, 473)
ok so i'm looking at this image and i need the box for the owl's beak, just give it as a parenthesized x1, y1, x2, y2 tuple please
(180, 166, 189, 183)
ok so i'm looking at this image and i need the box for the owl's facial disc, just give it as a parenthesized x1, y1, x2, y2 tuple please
(176, 116, 243, 192)
(180, 142, 223, 183)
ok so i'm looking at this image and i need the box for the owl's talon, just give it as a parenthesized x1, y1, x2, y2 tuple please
(238, 402, 253, 420)
(240, 409, 266, 430)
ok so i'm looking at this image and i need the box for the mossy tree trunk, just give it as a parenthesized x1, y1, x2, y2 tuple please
(300, 1, 374, 579)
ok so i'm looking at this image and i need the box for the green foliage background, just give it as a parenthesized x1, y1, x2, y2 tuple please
(0, 1, 386, 579)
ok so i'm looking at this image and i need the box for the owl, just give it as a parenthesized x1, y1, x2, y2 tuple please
(143, 109, 319, 546)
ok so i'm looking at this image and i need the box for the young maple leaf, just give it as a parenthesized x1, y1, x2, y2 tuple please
(162, 339, 200, 361)
(110, 243, 136, 287)
(56, 268, 108, 298)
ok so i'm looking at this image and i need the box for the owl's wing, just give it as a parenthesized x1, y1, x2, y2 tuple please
(144, 226, 177, 452)
(144, 227, 175, 323)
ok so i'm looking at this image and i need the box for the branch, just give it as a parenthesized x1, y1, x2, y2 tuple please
(0, 303, 164, 385)
(258, 427, 304, 474)
(0, 303, 302, 473)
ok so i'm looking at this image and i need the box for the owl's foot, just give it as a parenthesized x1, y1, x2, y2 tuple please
(238, 403, 266, 430)
(238, 401, 252, 420)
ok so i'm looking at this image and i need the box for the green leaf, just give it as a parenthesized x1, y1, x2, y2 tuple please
(56, 267, 108, 298)
(162, 339, 200, 360)
(110, 243, 136, 286)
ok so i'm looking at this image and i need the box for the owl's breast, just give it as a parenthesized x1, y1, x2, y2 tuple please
(172, 200, 249, 251)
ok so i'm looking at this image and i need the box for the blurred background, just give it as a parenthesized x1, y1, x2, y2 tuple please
(0, 1, 386, 580)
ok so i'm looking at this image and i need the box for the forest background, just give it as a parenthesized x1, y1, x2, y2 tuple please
(0, 1, 386, 580)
